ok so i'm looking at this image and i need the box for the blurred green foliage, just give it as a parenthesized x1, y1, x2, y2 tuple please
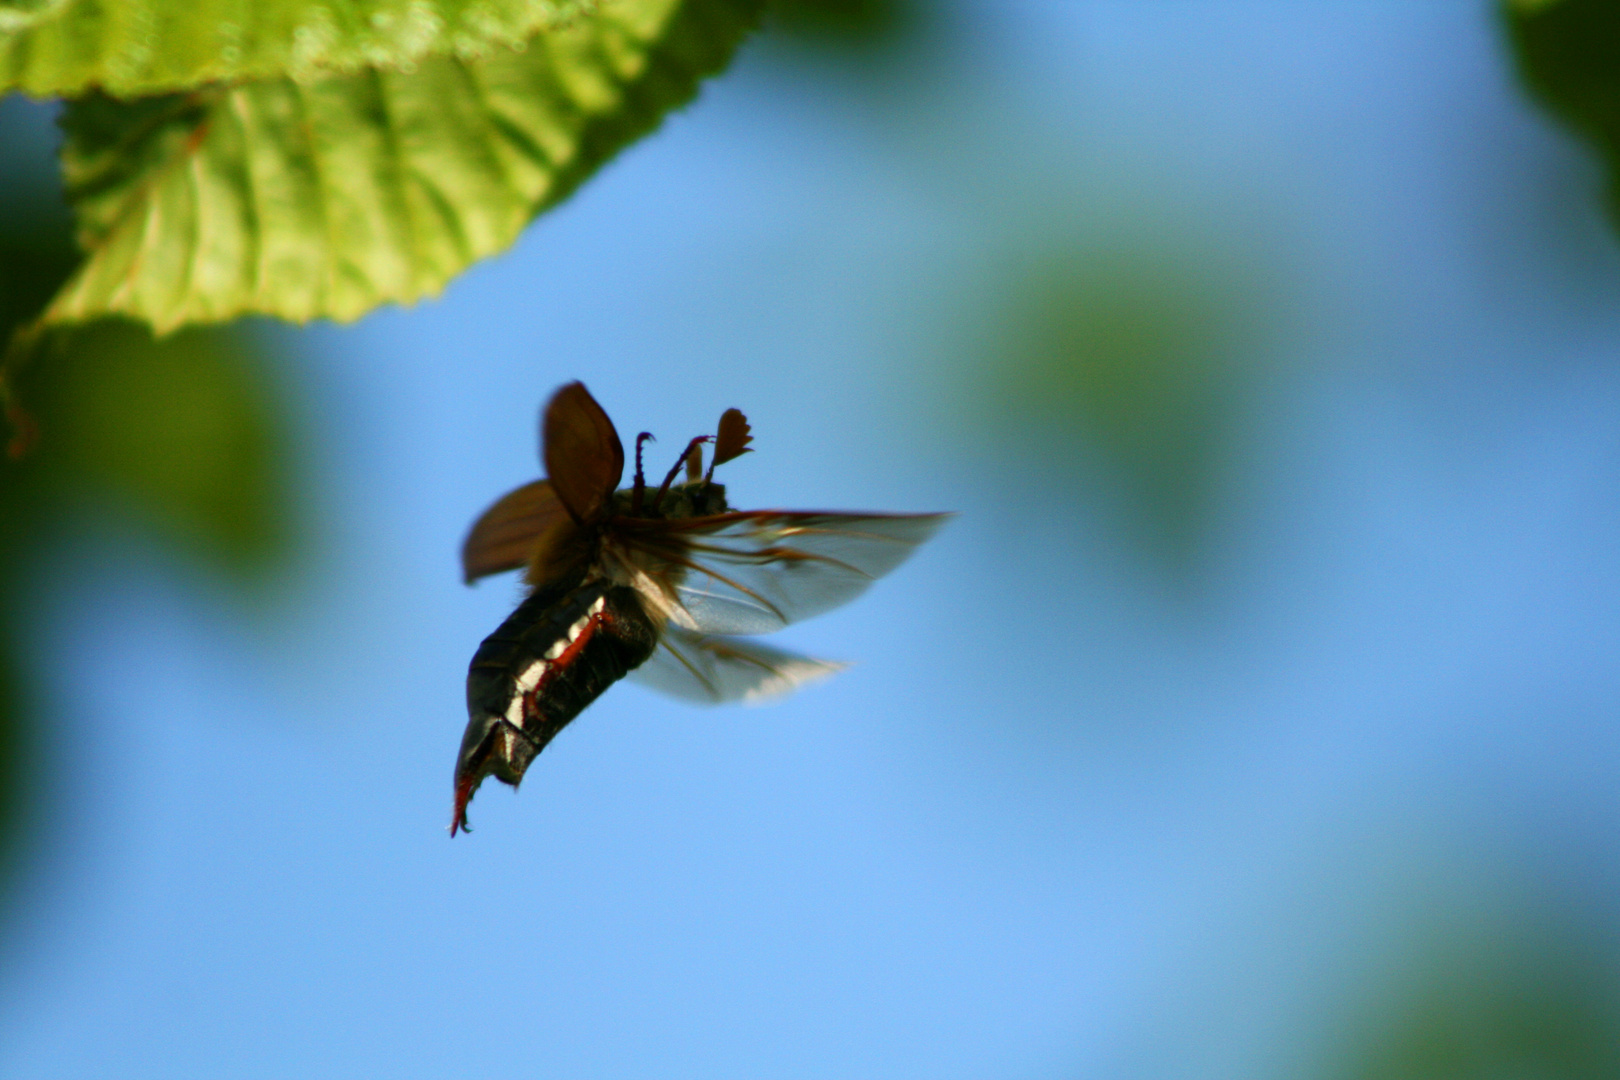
(974, 243, 1259, 577)
(0, 185, 75, 342)
(12, 321, 292, 574)
(0, 611, 31, 905)
(1508, 0, 1620, 229)
(0, 99, 296, 904)
(1330, 922, 1620, 1080)
(765, 0, 913, 48)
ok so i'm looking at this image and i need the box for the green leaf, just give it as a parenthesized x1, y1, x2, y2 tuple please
(1507, 0, 1620, 228)
(0, 0, 592, 98)
(43, 0, 761, 333)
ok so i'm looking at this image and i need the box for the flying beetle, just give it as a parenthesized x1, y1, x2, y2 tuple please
(452, 382, 947, 834)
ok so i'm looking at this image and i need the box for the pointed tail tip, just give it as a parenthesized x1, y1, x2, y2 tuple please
(450, 779, 474, 837)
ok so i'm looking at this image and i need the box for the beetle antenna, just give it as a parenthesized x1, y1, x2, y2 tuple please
(632, 432, 654, 515)
(651, 436, 710, 512)
(706, 408, 753, 483)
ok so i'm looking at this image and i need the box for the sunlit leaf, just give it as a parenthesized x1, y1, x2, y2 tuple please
(1507, 0, 1620, 229)
(0, 0, 592, 97)
(43, 0, 763, 333)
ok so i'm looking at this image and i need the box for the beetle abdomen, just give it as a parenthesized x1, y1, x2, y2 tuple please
(453, 577, 657, 832)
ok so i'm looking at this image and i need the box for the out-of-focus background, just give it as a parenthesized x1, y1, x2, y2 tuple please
(5, 2, 1620, 1077)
